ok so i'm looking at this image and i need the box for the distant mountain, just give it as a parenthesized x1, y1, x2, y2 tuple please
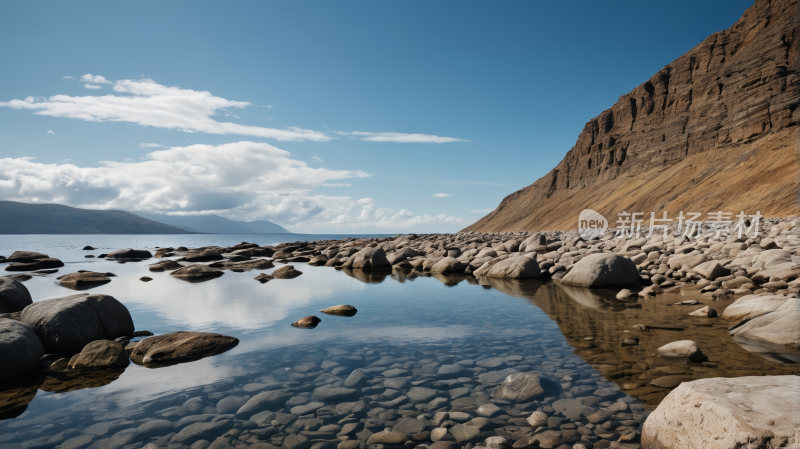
(0, 201, 192, 234)
(132, 212, 291, 234)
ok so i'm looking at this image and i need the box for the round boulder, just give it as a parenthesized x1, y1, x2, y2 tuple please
(560, 253, 640, 288)
(0, 278, 33, 313)
(485, 256, 543, 279)
(342, 247, 390, 270)
(0, 319, 44, 380)
(20, 293, 135, 353)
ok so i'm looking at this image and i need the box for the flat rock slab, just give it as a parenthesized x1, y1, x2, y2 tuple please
(130, 331, 239, 365)
(642, 376, 800, 449)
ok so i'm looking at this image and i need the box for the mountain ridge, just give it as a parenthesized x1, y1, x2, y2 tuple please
(0, 201, 192, 234)
(464, 0, 799, 232)
(131, 212, 291, 234)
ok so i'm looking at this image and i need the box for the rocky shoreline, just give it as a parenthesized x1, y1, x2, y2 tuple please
(1, 216, 799, 449)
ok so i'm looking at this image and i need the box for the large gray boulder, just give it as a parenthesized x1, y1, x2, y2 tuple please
(641, 376, 800, 449)
(492, 372, 561, 402)
(485, 256, 543, 279)
(560, 254, 639, 288)
(750, 262, 800, 283)
(20, 293, 135, 353)
(5, 258, 64, 271)
(342, 247, 390, 270)
(105, 248, 152, 259)
(130, 331, 239, 365)
(729, 297, 799, 353)
(0, 278, 33, 313)
(430, 257, 469, 274)
(721, 293, 788, 324)
(0, 318, 44, 380)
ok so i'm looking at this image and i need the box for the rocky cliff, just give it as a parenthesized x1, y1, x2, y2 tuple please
(465, 0, 800, 232)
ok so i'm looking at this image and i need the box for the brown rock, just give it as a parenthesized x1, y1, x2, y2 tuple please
(58, 272, 112, 289)
(291, 316, 321, 328)
(68, 340, 129, 369)
(272, 265, 303, 279)
(319, 305, 357, 316)
(130, 331, 239, 365)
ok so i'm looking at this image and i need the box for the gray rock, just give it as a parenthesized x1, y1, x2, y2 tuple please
(59, 435, 94, 449)
(311, 386, 356, 402)
(560, 254, 640, 288)
(290, 402, 323, 415)
(392, 418, 427, 435)
(0, 318, 43, 381)
(0, 278, 32, 313)
(236, 390, 292, 416)
(430, 257, 469, 275)
(729, 297, 799, 352)
(526, 411, 548, 427)
(366, 431, 407, 445)
(135, 420, 173, 440)
(170, 265, 224, 280)
(642, 376, 800, 449)
(130, 332, 238, 365)
(721, 293, 788, 324)
(343, 369, 367, 387)
(448, 424, 481, 445)
(68, 340, 129, 369)
(485, 256, 543, 279)
(407, 387, 438, 403)
(656, 340, 707, 362)
(272, 265, 303, 279)
(105, 249, 152, 259)
(475, 403, 501, 418)
(492, 372, 562, 402)
(170, 421, 231, 444)
(216, 397, 247, 414)
(436, 364, 465, 378)
(342, 247, 390, 270)
(20, 293, 134, 353)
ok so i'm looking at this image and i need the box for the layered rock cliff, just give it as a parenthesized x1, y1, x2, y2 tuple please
(465, 0, 800, 232)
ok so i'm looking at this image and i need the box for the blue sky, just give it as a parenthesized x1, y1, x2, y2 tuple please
(0, 0, 752, 233)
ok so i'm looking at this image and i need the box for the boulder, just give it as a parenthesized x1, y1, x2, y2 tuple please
(688, 306, 717, 318)
(342, 247, 390, 270)
(729, 298, 799, 352)
(492, 372, 562, 402)
(485, 256, 543, 279)
(387, 248, 419, 265)
(750, 262, 800, 283)
(210, 259, 275, 270)
(5, 258, 64, 271)
(656, 340, 707, 362)
(641, 376, 800, 449)
(130, 332, 239, 365)
(105, 249, 152, 259)
(690, 261, 730, 280)
(560, 254, 639, 288)
(148, 260, 183, 272)
(272, 265, 303, 279)
(307, 255, 329, 266)
(751, 249, 792, 268)
(254, 273, 275, 283)
(21, 293, 134, 353)
(430, 257, 469, 274)
(473, 255, 510, 277)
(183, 251, 224, 262)
(667, 254, 707, 270)
(170, 265, 224, 280)
(319, 305, 357, 316)
(58, 272, 113, 289)
(721, 293, 788, 324)
(291, 316, 321, 328)
(0, 278, 32, 313)
(0, 318, 44, 380)
(68, 340, 129, 369)
(7, 251, 49, 262)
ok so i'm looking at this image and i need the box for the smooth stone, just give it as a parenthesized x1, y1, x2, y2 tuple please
(319, 305, 357, 316)
(0, 278, 33, 313)
(492, 372, 562, 402)
(130, 332, 239, 365)
(560, 254, 640, 288)
(291, 316, 321, 328)
(68, 340, 129, 369)
(656, 341, 707, 362)
(0, 318, 44, 381)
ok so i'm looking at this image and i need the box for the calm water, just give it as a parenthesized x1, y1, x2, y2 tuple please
(0, 235, 796, 448)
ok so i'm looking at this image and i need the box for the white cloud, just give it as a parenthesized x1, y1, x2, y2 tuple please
(138, 143, 162, 148)
(431, 193, 452, 198)
(47, 130, 54, 135)
(470, 208, 494, 213)
(342, 131, 468, 143)
(80, 74, 111, 84)
(0, 141, 468, 231)
(84, 84, 103, 90)
(0, 76, 330, 142)
(322, 183, 351, 187)
(311, 155, 324, 163)
(62, 76, 74, 79)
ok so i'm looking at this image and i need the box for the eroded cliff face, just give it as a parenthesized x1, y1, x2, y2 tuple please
(465, 0, 800, 232)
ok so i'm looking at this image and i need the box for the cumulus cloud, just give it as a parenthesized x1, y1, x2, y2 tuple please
(322, 183, 351, 187)
(431, 193, 452, 198)
(84, 84, 103, 90)
(0, 76, 330, 142)
(139, 143, 162, 148)
(47, 130, 54, 135)
(0, 141, 468, 231)
(310, 155, 324, 163)
(339, 131, 468, 143)
(80, 74, 111, 84)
